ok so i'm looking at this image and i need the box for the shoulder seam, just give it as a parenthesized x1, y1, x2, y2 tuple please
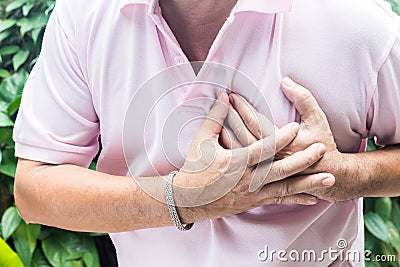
(365, 16, 400, 127)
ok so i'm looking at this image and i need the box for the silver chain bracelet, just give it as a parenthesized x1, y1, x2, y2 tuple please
(166, 171, 194, 231)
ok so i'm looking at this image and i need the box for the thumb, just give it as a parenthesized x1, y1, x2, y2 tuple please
(281, 77, 324, 121)
(200, 92, 230, 139)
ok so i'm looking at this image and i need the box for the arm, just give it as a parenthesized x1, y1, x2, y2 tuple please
(15, 93, 332, 232)
(15, 159, 171, 233)
(323, 144, 400, 198)
(279, 78, 400, 201)
(225, 78, 400, 202)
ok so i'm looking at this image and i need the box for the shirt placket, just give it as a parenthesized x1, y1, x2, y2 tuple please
(147, 1, 188, 68)
(146, 0, 237, 112)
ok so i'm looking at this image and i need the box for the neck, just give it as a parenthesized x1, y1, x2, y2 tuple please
(161, 0, 237, 23)
(159, 0, 237, 61)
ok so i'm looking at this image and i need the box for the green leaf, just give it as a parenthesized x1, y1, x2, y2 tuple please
(0, 45, 19, 56)
(7, 95, 22, 116)
(386, 221, 400, 252)
(1, 206, 22, 241)
(22, 3, 35, 16)
(32, 247, 52, 267)
(12, 50, 30, 71)
(378, 242, 397, 266)
(38, 228, 54, 241)
(0, 30, 12, 43)
(42, 230, 85, 266)
(5, 0, 30, 13)
(14, 236, 32, 267)
(18, 19, 34, 38)
(63, 260, 84, 267)
(85, 232, 107, 237)
(375, 197, 392, 221)
(0, 69, 11, 79)
(392, 200, 400, 229)
(45, 2, 56, 15)
(0, 20, 16, 33)
(0, 147, 18, 177)
(13, 221, 41, 256)
(17, 14, 49, 37)
(365, 212, 389, 242)
(364, 230, 377, 251)
(82, 236, 100, 267)
(364, 198, 375, 213)
(32, 28, 43, 44)
(89, 162, 97, 171)
(0, 237, 24, 267)
(0, 127, 13, 146)
(0, 70, 28, 111)
(0, 111, 14, 127)
(367, 138, 383, 151)
(365, 261, 381, 267)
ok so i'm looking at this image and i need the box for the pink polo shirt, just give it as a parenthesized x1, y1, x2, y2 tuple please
(13, 0, 400, 266)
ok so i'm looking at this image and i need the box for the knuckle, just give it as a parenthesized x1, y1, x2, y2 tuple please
(280, 181, 290, 196)
(306, 152, 316, 165)
(261, 139, 275, 156)
(298, 90, 312, 103)
(273, 197, 281, 204)
(308, 176, 320, 190)
(276, 163, 289, 178)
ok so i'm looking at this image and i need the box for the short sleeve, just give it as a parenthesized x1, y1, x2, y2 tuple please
(367, 21, 400, 146)
(13, 8, 99, 167)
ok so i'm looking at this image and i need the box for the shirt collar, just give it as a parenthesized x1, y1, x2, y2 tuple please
(119, 0, 293, 14)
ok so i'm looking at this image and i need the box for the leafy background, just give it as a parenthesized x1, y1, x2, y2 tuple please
(0, 0, 399, 266)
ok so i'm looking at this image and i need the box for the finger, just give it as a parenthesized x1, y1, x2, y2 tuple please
(260, 173, 335, 198)
(227, 106, 258, 146)
(229, 94, 274, 139)
(220, 124, 242, 149)
(246, 123, 300, 192)
(250, 142, 327, 187)
(275, 122, 300, 152)
(243, 136, 275, 167)
(200, 92, 230, 139)
(281, 77, 326, 122)
(272, 194, 319, 206)
(244, 122, 299, 171)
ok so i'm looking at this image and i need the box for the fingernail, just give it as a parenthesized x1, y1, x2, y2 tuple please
(318, 144, 326, 157)
(321, 176, 335, 186)
(283, 77, 296, 88)
(307, 197, 318, 205)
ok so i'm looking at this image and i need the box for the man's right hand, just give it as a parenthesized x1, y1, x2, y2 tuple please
(175, 92, 335, 223)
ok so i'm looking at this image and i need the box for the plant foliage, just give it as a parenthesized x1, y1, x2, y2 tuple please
(0, 0, 101, 266)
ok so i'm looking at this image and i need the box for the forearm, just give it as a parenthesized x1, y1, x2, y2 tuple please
(14, 159, 197, 233)
(307, 145, 400, 201)
(354, 144, 400, 197)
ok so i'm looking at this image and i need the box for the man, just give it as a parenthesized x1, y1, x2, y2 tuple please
(13, 0, 400, 266)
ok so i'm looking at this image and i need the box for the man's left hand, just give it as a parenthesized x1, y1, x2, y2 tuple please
(222, 78, 364, 202)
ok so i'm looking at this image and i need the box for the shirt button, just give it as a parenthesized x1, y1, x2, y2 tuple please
(174, 55, 185, 65)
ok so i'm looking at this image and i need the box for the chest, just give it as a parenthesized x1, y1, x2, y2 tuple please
(86, 10, 371, 173)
